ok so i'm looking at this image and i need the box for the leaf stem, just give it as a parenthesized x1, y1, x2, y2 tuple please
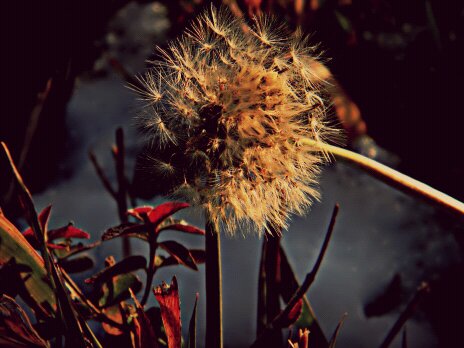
(205, 213, 223, 348)
(302, 139, 464, 218)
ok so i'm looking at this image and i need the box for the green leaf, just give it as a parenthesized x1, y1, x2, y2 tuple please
(0, 210, 55, 316)
(86, 256, 146, 286)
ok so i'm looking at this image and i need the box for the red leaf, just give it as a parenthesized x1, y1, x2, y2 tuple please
(158, 224, 205, 236)
(148, 202, 190, 227)
(127, 206, 154, 221)
(48, 224, 90, 241)
(154, 277, 181, 348)
(22, 205, 52, 243)
(129, 289, 159, 348)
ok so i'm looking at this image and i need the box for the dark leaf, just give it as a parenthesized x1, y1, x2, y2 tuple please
(129, 289, 159, 348)
(59, 256, 94, 274)
(86, 255, 146, 286)
(102, 223, 148, 242)
(148, 202, 190, 227)
(160, 250, 205, 268)
(55, 241, 101, 261)
(158, 241, 198, 271)
(154, 277, 181, 348)
(48, 224, 90, 241)
(188, 293, 198, 348)
(279, 246, 328, 347)
(158, 224, 205, 236)
(98, 273, 143, 309)
(0, 294, 49, 347)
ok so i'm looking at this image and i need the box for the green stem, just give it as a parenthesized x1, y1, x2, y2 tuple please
(301, 139, 464, 218)
(205, 213, 223, 348)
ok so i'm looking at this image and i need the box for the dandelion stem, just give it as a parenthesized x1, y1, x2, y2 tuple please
(205, 213, 223, 348)
(302, 139, 464, 218)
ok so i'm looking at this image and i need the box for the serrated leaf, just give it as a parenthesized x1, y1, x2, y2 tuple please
(0, 294, 49, 348)
(158, 241, 198, 271)
(154, 277, 181, 348)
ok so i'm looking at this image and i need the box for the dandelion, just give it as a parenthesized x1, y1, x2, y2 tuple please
(135, 6, 337, 236)
(135, 8, 333, 237)
(133, 7, 340, 348)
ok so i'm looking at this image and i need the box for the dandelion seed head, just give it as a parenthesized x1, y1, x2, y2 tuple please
(135, 6, 338, 236)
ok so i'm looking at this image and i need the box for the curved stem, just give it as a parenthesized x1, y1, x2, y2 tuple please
(301, 139, 464, 218)
(205, 213, 223, 348)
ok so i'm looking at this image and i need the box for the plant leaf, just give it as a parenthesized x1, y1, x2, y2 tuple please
(129, 289, 159, 348)
(158, 224, 205, 236)
(187, 293, 198, 348)
(98, 273, 143, 309)
(154, 277, 181, 348)
(101, 305, 124, 336)
(86, 256, 146, 286)
(102, 223, 148, 242)
(59, 256, 94, 274)
(148, 202, 190, 227)
(0, 211, 55, 316)
(158, 241, 198, 271)
(127, 206, 154, 221)
(48, 224, 90, 241)
(160, 249, 205, 268)
(279, 245, 329, 347)
(0, 294, 49, 347)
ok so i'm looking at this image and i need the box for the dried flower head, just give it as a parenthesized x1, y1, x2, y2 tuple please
(134, 6, 337, 235)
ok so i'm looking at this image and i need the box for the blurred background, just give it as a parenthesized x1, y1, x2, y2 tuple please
(1, 1, 463, 347)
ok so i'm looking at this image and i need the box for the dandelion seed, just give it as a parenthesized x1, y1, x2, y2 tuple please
(135, 6, 338, 235)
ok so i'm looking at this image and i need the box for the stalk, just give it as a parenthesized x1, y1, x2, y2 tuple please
(205, 212, 223, 348)
(301, 139, 464, 217)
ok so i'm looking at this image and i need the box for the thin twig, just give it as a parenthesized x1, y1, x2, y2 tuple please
(5, 78, 52, 204)
(301, 139, 464, 218)
(114, 128, 131, 256)
(379, 282, 430, 348)
(88, 150, 117, 199)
